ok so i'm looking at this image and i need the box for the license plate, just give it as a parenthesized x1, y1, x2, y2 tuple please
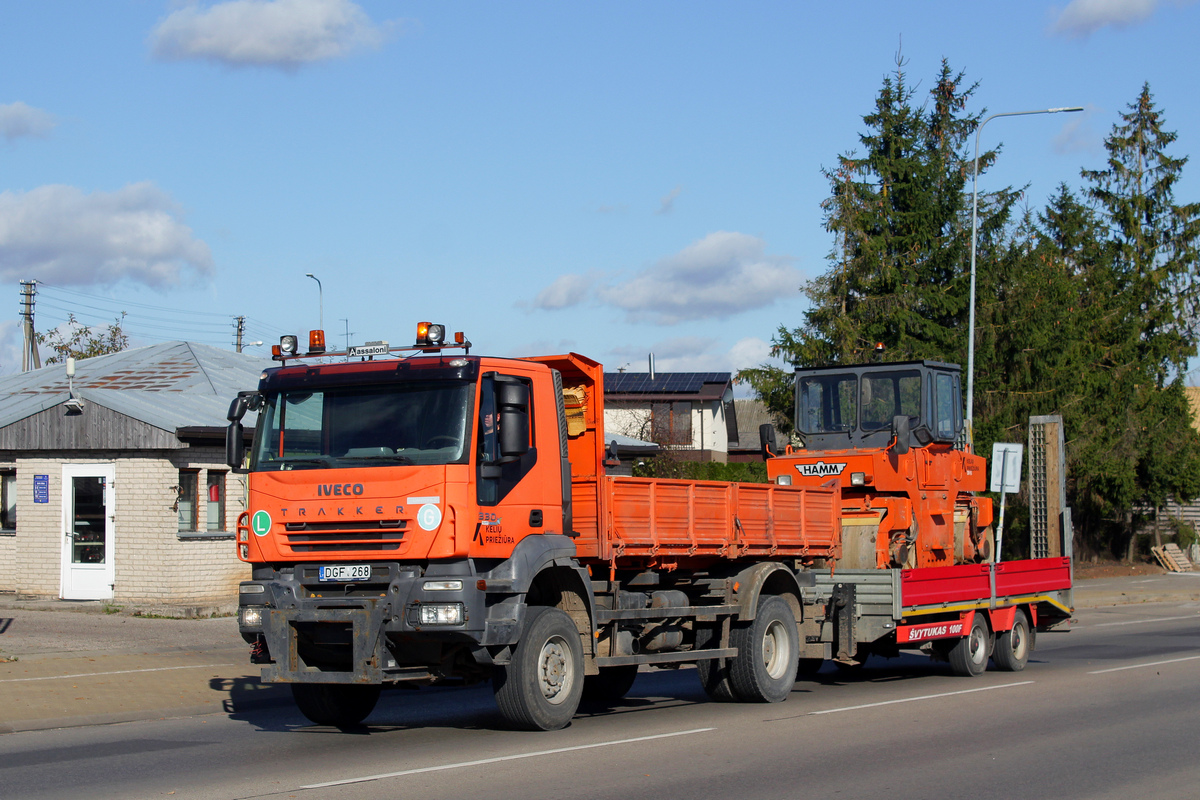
(318, 564, 372, 582)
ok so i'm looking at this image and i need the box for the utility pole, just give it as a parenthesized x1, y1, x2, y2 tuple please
(234, 315, 246, 353)
(340, 318, 354, 352)
(20, 280, 41, 372)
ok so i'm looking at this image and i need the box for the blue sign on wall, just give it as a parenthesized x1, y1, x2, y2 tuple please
(34, 474, 49, 504)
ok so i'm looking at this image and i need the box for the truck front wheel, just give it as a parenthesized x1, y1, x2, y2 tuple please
(493, 606, 584, 731)
(291, 683, 381, 727)
(949, 612, 991, 677)
(729, 595, 799, 703)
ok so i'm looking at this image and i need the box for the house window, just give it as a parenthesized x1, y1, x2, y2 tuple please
(178, 470, 198, 531)
(651, 402, 693, 447)
(0, 471, 14, 531)
(206, 472, 226, 532)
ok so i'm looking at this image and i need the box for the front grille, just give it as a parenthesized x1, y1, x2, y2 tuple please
(283, 519, 407, 552)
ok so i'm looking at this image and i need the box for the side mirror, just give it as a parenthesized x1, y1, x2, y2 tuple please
(759, 423, 778, 460)
(891, 415, 910, 455)
(227, 391, 260, 422)
(227, 394, 249, 423)
(496, 379, 531, 458)
(226, 422, 246, 471)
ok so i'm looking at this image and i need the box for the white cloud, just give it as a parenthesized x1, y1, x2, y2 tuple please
(1053, 109, 1103, 155)
(655, 185, 682, 215)
(0, 183, 214, 287)
(0, 320, 23, 376)
(608, 335, 778, 382)
(149, 0, 388, 70)
(1049, 0, 1191, 38)
(0, 101, 57, 141)
(599, 231, 801, 324)
(531, 273, 596, 311)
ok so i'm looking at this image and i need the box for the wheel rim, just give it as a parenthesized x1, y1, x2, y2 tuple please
(762, 619, 791, 680)
(538, 634, 575, 705)
(1009, 624, 1027, 660)
(970, 625, 987, 665)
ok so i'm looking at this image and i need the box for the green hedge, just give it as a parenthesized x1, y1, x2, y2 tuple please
(632, 458, 769, 483)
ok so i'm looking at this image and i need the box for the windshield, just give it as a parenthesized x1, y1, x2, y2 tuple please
(796, 373, 857, 435)
(252, 380, 474, 471)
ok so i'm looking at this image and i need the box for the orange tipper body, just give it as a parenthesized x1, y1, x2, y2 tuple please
(229, 332, 1070, 732)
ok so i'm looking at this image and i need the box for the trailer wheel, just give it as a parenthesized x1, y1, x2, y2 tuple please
(949, 613, 991, 677)
(993, 609, 1032, 672)
(493, 606, 583, 731)
(582, 665, 639, 703)
(729, 595, 799, 703)
(291, 683, 381, 727)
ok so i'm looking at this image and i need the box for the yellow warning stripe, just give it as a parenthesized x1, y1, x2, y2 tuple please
(902, 593, 1073, 618)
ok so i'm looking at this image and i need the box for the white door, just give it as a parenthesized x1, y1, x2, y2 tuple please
(60, 464, 116, 601)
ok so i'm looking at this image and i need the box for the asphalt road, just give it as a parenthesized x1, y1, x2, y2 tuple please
(2, 601, 1198, 800)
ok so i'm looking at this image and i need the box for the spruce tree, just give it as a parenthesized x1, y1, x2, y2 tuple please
(740, 59, 1013, 429)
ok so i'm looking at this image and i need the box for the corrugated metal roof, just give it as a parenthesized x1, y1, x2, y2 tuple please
(0, 342, 274, 432)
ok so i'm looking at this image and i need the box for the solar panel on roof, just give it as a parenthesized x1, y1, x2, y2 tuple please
(603, 372, 730, 394)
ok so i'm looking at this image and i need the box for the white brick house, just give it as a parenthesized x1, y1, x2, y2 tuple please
(0, 342, 271, 607)
(603, 372, 738, 462)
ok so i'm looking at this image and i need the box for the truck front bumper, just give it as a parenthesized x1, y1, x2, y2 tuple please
(238, 562, 522, 684)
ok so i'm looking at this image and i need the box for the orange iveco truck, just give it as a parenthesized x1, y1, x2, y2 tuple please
(227, 323, 1072, 730)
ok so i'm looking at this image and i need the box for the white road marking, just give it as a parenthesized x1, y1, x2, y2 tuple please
(300, 727, 717, 789)
(1087, 654, 1200, 674)
(0, 664, 231, 682)
(1092, 613, 1200, 628)
(807, 681, 1034, 715)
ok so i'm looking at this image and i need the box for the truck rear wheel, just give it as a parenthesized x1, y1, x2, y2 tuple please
(493, 606, 584, 731)
(993, 609, 1032, 672)
(582, 665, 639, 703)
(694, 623, 738, 702)
(728, 595, 799, 703)
(949, 612, 991, 677)
(291, 683, 381, 727)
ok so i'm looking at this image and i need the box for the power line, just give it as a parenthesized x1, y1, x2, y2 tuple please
(38, 284, 232, 318)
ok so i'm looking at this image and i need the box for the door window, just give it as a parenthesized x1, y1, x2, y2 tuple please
(71, 477, 107, 564)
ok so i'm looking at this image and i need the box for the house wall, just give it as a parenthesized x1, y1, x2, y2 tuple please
(605, 403, 729, 456)
(604, 407, 652, 441)
(0, 449, 247, 607)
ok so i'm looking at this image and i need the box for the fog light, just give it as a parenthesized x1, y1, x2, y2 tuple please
(424, 579, 463, 591)
(775, 475, 792, 486)
(851, 472, 866, 486)
(239, 606, 264, 629)
(279, 335, 298, 355)
(419, 603, 464, 625)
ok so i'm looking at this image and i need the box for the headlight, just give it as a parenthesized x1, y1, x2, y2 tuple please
(418, 603, 464, 625)
(239, 583, 266, 595)
(775, 475, 792, 486)
(851, 472, 867, 486)
(239, 606, 264, 629)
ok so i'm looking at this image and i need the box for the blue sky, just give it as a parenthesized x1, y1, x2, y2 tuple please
(1, 0, 1198, 385)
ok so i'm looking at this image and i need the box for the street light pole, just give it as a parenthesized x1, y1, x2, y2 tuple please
(305, 273, 323, 330)
(965, 106, 1083, 446)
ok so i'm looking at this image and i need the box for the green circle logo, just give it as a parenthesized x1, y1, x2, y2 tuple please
(251, 510, 272, 537)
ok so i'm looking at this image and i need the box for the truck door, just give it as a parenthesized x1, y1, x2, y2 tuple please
(475, 372, 557, 553)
